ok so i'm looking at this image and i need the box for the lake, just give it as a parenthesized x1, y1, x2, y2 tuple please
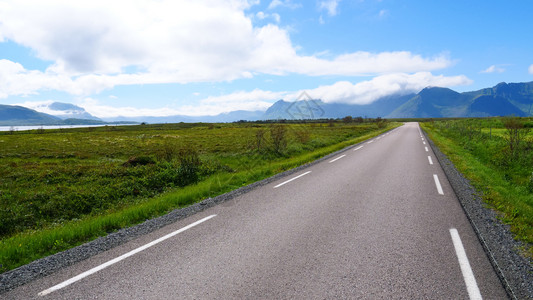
(0, 124, 134, 132)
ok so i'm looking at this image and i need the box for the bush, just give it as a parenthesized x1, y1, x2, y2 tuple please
(504, 117, 530, 156)
(293, 127, 311, 144)
(269, 125, 288, 154)
(123, 156, 156, 167)
(342, 116, 353, 123)
(255, 128, 266, 151)
(158, 141, 179, 162)
(177, 145, 202, 186)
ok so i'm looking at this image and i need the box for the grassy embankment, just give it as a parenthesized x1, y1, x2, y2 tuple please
(0, 121, 398, 273)
(421, 118, 533, 257)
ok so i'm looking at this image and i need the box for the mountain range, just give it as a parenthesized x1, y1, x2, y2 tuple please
(1, 81, 532, 126)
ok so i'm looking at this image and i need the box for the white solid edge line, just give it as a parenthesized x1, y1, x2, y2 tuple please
(449, 228, 483, 300)
(428, 156, 434, 165)
(329, 154, 347, 163)
(433, 174, 444, 195)
(425, 147, 429, 152)
(273, 171, 312, 188)
(38, 214, 217, 297)
(353, 146, 364, 151)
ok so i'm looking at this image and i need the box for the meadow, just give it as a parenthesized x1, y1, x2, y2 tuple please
(422, 117, 533, 257)
(0, 120, 397, 272)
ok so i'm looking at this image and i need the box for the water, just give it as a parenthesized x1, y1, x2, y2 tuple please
(0, 124, 134, 132)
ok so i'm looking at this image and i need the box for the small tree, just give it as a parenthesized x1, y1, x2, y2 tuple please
(269, 124, 287, 154)
(504, 117, 530, 156)
(376, 117, 387, 129)
(342, 116, 353, 123)
(294, 128, 311, 144)
(177, 145, 201, 186)
(255, 128, 266, 151)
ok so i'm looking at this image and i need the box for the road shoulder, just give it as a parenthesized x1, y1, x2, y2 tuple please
(422, 126, 533, 300)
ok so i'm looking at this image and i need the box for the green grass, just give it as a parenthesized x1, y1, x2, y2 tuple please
(421, 118, 532, 257)
(0, 121, 399, 272)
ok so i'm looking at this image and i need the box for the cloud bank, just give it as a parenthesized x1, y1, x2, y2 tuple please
(0, 0, 453, 98)
(20, 72, 471, 118)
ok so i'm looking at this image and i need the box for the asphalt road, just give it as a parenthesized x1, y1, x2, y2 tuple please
(5, 122, 508, 299)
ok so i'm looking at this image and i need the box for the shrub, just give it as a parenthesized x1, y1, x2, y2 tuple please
(269, 125, 287, 154)
(123, 156, 156, 167)
(342, 116, 353, 123)
(158, 141, 178, 162)
(293, 127, 311, 144)
(376, 117, 387, 129)
(177, 145, 202, 186)
(504, 117, 530, 156)
(255, 128, 266, 151)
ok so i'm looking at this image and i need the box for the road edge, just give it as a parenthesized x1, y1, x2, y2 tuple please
(0, 127, 393, 294)
(422, 125, 533, 300)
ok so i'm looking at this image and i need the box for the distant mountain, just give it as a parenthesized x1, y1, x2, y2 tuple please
(206, 110, 264, 122)
(103, 110, 265, 124)
(5, 81, 533, 125)
(388, 81, 533, 118)
(465, 82, 533, 115)
(263, 94, 414, 120)
(36, 102, 101, 120)
(387, 87, 468, 118)
(0, 105, 62, 125)
(467, 95, 525, 117)
(0, 104, 134, 126)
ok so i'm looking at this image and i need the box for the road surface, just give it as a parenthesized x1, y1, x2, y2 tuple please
(5, 123, 507, 299)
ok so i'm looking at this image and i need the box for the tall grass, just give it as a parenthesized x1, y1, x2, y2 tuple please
(422, 118, 532, 257)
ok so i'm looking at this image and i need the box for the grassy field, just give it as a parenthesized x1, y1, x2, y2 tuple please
(0, 121, 398, 273)
(421, 118, 533, 257)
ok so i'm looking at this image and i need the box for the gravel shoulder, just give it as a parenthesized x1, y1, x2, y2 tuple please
(423, 127, 533, 300)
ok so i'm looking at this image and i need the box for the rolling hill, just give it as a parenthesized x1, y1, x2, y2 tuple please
(0, 105, 62, 126)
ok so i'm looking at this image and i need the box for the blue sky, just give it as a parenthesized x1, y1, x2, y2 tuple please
(0, 0, 532, 118)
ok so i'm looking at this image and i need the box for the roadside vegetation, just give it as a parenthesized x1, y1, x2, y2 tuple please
(421, 117, 533, 257)
(0, 119, 398, 273)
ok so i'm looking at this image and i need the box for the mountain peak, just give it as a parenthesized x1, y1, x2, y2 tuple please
(38, 102, 100, 120)
(418, 86, 459, 99)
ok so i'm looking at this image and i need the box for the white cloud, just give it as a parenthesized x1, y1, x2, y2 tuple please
(378, 9, 388, 18)
(319, 0, 340, 16)
(21, 72, 470, 118)
(0, 0, 453, 98)
(300, 72, 472, 105)
(0, 59, 73, 98)
(286, 51, 452, 76)
(529, 64, 533, 74)
(77, 90, 278, 118)
(256, 11, 281, 22)
(268, 0, 301, 10)
(481, 65, 505, 73)
(16, 100, 56, 113)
